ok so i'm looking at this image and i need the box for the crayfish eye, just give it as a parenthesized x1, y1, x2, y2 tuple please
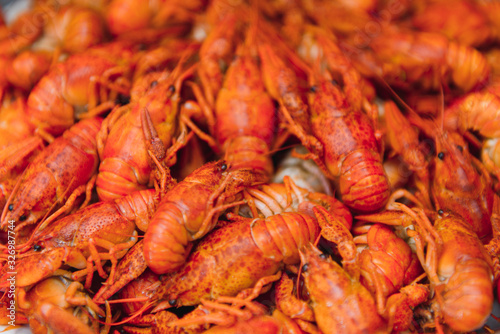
(302, 264, 309, 272)
(437, 152, 444, 160)
(273, 100, 280, 110)
(438, 209, 444, 215)
(19, 215, 27, 221)
(33, 244, 43, 252)
(8, 204, 13, 211)
(456, 145, 463, 152)
(220, 163, 228, 171)
(150, 80, 158, 88)
(319, 253, 328, 259)
(168, 299, 177, 306)
(168, 85, 175, 93)
(115, 94, 130, 106)
(309, 85, 317, 93)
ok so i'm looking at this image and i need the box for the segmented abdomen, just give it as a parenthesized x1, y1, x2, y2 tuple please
(435, 215, 494, 332)
(252, 212, 320, 265)
(441, 258, 493, 332)
(157, 212, 319, 306)
(143, 202, 190, 275)
(310, 84, 390, 213)
(340, 150, 390, 213)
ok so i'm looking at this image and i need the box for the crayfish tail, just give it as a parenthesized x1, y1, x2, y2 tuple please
(340, 151, 390, 213)
(440, 258, 494, 332)
(38, 303, 95, 334)
(223, 136, 273, 182)
(446, 41, 490, 92)
(96, 158, 149, 202)
(144, 203, 191, 275)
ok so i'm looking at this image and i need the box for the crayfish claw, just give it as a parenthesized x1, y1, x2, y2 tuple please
(141, 107, 166, 163)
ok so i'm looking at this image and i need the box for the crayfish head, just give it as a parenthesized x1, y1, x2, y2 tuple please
(219, 160, 229, 172)
(308, 79, 348, 118)
(298, 243, 334, 281)
(8, 248, 66, 289)
(433, 131, 478, 189)
(2, 200, 30, 227)
(2, 176, 59, 236)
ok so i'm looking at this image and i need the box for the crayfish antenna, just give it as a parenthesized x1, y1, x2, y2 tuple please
(168, 296, 266, 329)
(490, 313, 500, 323)
(97, 296, 150, 305)
(378, 77, 445, 143)
(98, 299, 156, 326)
(0, 172, 24, 228)
(439, 84, 445, 133)
(15, 232, 38, 253)
(375, 75, 423, 119)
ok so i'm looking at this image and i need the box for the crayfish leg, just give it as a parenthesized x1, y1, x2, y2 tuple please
(36, 175, 97, 232)
(186, 81, 217, 133)
(65, 281, 105, 318)
(274, 272, 315, 322)
(122, 310, 182, 334)
(312, 206, 359, 280)
(93, 240, 148, 303)
(386, 188, 426, 210)
(390, 205, 443, 286)
(384, 284, 430, 333)
(235, 271, 282, 301)
(88, 232, 138, 288)
(180, 110, 219, 152)
(88, 65, 131, 110)
(77, 100, 116, 120)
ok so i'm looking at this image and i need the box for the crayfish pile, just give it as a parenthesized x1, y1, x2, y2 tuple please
(2, 0, 500, 333)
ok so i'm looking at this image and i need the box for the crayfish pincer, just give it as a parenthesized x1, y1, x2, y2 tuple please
(17, 276, 104, 334)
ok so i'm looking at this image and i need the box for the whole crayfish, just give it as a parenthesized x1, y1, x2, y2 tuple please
(1, 117, 102, 237)
(143, 160, 260, 275)
(152, 210, 320, 308)
(290, 28, 390, 213)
